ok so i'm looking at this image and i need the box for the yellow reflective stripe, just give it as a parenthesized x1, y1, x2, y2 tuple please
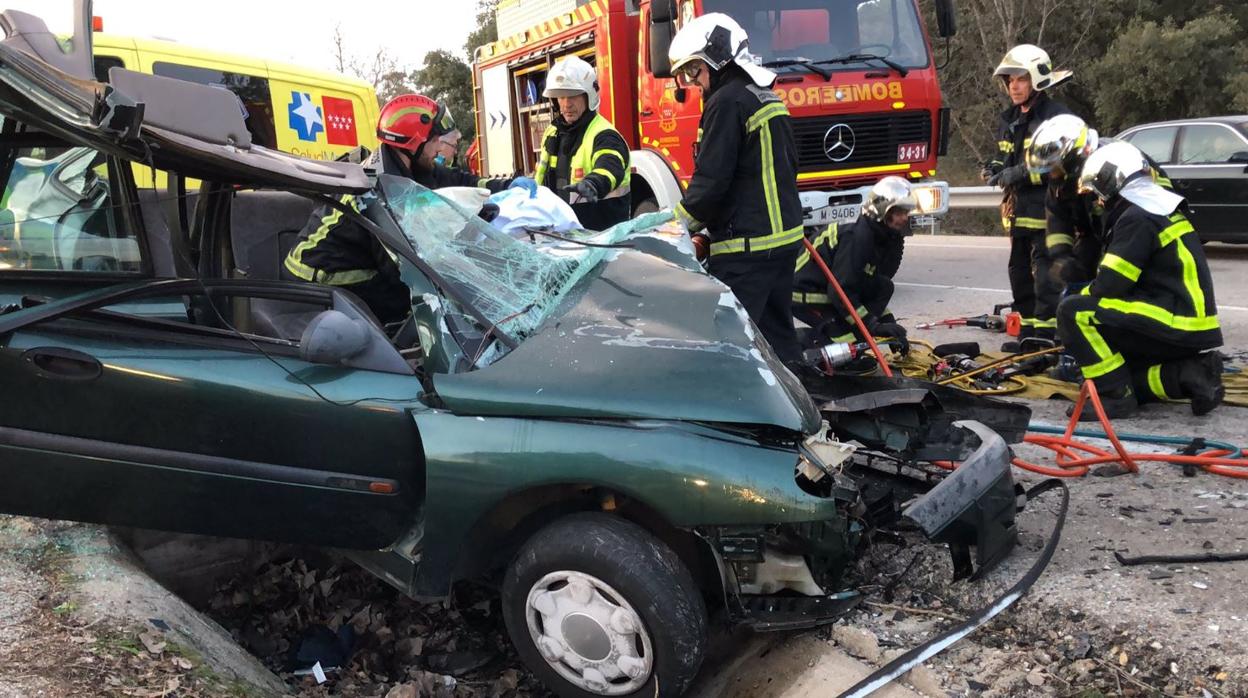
(998, 140, 1014, 153)
(794, 224, 838, 271)
(1174, 237, 1206, 318)
(1159, 218, 1195, 246)
(1075, 309, 1125, 378)
(758, 115, 783, 234)
(590, 167, 618, 191)
(284, 195, 380, 285)
(793, 291, 833, 304)
(844, 305, 869, 324)
(709, 225, 803, 255)
(675, 201, 702, 231)
(1019, 317, 1037, 327)
(383, 105, 434, 128)
(1080, 285, 1091, 296)
(1014, 216, 1046, 230)
(1147, 364, 1171, 401)
(1153, 172, 1173, 189)
(746, 102, 789, 133)
(1100, 253, 1142, 282)
(1096, 298, 1220, 332)
(1047, 233, 1075, 248)
(1029, 170, 1043, 185)
(1023, 137, 1033, 149)
(1033, 318, 1057, 329)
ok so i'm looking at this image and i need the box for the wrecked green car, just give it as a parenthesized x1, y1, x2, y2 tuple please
(0, 10, 1023, 697)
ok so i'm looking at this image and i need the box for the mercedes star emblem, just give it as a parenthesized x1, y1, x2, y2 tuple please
(823, 123, 856, 163)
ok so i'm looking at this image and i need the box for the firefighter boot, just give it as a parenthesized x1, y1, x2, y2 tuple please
(1067, 385, 1138, 421)
(1179, 352, 1225, 416)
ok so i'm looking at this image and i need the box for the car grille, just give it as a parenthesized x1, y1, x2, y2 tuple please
(791, 111, 931, 174)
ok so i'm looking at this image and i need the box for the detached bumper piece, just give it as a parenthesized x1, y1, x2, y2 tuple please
(903, 420, 1020, 580)
(734, 591, 862, 632)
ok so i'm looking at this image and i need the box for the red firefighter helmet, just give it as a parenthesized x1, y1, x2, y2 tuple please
(376, 94, 457, 154)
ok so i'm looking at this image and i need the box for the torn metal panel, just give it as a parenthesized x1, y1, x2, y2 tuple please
(432, 248, 820, 432)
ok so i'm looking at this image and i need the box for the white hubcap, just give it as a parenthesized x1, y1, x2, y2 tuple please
(525, 570, 654, 695)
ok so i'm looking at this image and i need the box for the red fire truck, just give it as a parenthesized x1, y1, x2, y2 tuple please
(471, 0, 957, 229)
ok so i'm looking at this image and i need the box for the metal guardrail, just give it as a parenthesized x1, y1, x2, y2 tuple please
(948, 185, 1004, 209)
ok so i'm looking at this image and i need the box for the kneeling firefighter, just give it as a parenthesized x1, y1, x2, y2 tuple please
(533, 55, 632, 231)
(669, 13, 804, 363)
(1056, 141, 1224, 419)
(791, 176, 913, 349)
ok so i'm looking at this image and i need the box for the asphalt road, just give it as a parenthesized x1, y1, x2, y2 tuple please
(892, 236, 1248, 355)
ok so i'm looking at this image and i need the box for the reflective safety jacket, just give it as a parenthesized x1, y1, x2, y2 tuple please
(284, 146, 506, 286)
(676, 69, 803, 258)
(1046, 158, 1174, 281)
(534, 110, 631, 230)
(987, 92, 1070, 235)
(1084, 201, 1222, 349)
(791, 215, 902, 324)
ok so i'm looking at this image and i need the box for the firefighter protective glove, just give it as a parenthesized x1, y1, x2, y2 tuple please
(510, 176, 539, 198)
(988, 164, 1027, 188)
(562, 180, 599, 203)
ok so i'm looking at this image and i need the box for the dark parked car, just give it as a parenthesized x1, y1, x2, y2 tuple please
(1118, 115, 1248, 243)
(0, 7, 1026, 697)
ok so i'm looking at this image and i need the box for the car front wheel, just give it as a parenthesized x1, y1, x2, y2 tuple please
(501, 513, 707, 697)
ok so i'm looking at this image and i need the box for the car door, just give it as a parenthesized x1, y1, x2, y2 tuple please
(1170, 123, 1248, 243)
(0, 280, 427, 549)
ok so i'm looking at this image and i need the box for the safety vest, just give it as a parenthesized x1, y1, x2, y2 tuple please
(534, 113, 631, 199)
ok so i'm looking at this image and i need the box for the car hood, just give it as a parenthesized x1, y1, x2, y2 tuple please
(432, 249, 822, 434)
(0, 15, 369, 195)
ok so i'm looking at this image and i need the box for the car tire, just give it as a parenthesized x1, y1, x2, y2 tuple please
(501, 513, 707, 698)
(632, 197, 660, 216)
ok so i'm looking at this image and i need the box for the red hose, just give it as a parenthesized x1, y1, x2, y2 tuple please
(802, 237, 893, 377)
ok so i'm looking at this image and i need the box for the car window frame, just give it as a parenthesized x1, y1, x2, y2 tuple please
(0, 125, 155, 280)
(1174, 122, 1248, 166)
(1122, 125, 1178, 165)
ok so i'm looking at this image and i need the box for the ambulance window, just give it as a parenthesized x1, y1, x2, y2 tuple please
(151, 62, 278, 150)
(94, 56, 125, 83)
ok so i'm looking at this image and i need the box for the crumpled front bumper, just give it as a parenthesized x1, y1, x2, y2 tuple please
(705, 420, 1018, 630)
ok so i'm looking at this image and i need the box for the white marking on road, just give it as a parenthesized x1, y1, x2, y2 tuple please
(906, 240, 1009, 250)
(898, 282, 1248, 312)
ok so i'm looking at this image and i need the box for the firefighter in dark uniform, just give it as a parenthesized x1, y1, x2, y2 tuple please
(283, 94, 508, 323)
(791, 176, 913, 347)
(1026, 114, 1175, 287)
(668, 13, 804, 363)
(532, 55, 632, 231)
(1057, 141, 1224, 419)
(982, 44, 1072, 350)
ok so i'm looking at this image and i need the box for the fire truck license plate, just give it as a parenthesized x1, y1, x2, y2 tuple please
(898, 142, 928, 163)
(827, 203, 861, 225)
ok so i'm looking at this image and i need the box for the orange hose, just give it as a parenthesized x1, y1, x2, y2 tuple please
(936, 380, 1248, 479)
(801, 237, 893, 377)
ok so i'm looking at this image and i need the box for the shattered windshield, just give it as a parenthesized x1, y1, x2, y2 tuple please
(378, 177, 677, 361)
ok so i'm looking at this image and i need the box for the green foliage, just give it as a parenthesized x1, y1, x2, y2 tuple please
(412, 50, 476, 147)
(1088, 10, 1248, 133)
(464, 0, 500, 57)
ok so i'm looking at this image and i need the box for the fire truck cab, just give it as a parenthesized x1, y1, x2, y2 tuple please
(472, 0, 956, 230)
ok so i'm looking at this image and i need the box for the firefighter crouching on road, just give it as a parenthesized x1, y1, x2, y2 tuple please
(1027, 114, 1175, 288)
(791, 177, 913, 350)
(1057, 141, 1224, 420)
(533, 55, 632, 231)
(669, 13, 804, 363)
(283, 94, 509, 324)
(983, 44, 1072, 351)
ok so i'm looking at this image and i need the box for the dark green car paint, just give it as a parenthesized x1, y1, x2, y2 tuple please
(412, 412, 848, 595)
(433, 250, 821, 432)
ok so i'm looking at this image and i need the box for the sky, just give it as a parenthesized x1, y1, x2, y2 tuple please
(4, 1, 481, 75)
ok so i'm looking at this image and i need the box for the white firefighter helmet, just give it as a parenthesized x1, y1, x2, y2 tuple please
(1078, 140, 1152, 201)
(668, 12, 777, 88)
(862, 176, 917, 222)
(993, 44, 1072, 92)
(1027, 114, 1098, 176)
(544, 55, 600, 110)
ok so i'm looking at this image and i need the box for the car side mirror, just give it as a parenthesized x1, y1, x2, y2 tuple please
(300, 310, 371, 366)
(935, 0, 957, 37)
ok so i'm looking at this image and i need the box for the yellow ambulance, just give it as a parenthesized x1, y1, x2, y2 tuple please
(92, 34, 380, 165)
